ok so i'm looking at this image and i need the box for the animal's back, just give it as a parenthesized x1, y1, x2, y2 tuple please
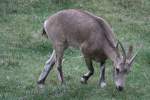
(44, 9, 116, 49)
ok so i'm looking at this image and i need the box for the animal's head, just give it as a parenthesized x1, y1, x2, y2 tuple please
(113, 41, 139, 91)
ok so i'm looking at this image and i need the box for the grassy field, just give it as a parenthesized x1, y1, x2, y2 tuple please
(0, 0, 150, 99)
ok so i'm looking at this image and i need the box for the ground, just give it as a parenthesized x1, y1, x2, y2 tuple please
(0, 0, 150, 100)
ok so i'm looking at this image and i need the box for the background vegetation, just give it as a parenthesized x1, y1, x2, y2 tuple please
(0, 0, 150, 99)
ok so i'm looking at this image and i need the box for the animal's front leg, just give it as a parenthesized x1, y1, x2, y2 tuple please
(80, 57, 94, 84)
(99, 61, 106, 88)
(55, 45, 65, 84)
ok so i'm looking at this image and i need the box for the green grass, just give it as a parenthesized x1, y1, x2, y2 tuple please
(0, 0, 150, 99)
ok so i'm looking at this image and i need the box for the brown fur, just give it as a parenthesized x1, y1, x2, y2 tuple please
(38, 9, 137, 90)
(43, 9, 118, 62)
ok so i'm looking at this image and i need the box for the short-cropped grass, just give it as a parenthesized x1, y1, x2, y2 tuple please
(0, 0, 150, 99)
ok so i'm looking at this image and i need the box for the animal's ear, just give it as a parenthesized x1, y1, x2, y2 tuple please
(127, 45, 141, 66)
(127, 45, 133, 59)
(115, 40, 121, 58)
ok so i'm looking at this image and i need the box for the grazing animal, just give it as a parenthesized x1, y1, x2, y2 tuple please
(37, 9, 138, 91)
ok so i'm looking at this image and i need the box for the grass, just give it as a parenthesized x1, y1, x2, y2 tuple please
(0, 0, 150, 99)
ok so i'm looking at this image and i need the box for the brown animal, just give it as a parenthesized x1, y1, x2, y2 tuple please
(37, 9, 138, 91)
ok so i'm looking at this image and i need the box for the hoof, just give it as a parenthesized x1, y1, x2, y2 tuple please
(37, 83, 45, 89)
(37, 80, 45, 88)
(80, 77, 87, 84)
(37, 80, 44, 84)
(116, 86, 123, 91)
(100, 82, 106, 88)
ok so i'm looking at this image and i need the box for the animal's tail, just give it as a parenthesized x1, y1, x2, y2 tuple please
(41, 27, 48, 38)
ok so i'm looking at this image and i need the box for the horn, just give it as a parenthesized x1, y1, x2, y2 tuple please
(118, 40, 126, 63)
(116, 41, 119, 49)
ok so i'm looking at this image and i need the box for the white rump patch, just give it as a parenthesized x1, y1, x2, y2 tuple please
(43, 20, 48, 32)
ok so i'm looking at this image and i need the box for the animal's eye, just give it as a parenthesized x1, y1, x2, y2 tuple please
(116, 68, 120, 74)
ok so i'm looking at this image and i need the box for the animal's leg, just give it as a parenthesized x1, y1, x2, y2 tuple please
(37, 50, 56, 84)
(55, 45, 65, 84)
(81, 57, 94, 84)
(99, 61, 106, 88)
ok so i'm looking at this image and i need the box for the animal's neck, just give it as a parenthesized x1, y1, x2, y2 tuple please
(103, 41, 117, 63)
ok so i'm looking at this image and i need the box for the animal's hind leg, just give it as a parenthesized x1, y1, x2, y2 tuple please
(81, 57, 94, 84)
(37, 50, 56, 85)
